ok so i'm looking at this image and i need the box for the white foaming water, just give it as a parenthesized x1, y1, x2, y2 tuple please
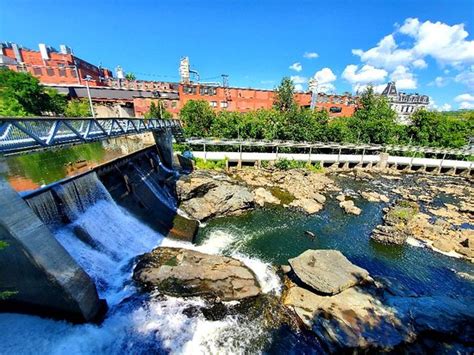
(163, 228, 282, 296)
(1, 178, 280, 354)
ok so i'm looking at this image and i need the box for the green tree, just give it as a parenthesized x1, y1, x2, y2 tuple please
(180, 100, 216, 136)
(0, 68, 65, 116)
(144, 101, 172, 119)
(273, 77, 297, 112)
(64, 98, 91, 117)
(351, 86, 399, 144)
(125, 72, 136, 81)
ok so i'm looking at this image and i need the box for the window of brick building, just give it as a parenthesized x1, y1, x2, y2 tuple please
(220, 101, 228, 108)
(171, 101, 177, 108)
(59, 68, 66, 77)
(46, 68, 54, 76)
(33, 67, 42, 75)
(210, 101, 217, 108)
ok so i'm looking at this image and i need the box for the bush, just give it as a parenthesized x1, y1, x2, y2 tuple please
(194, 157, 227, 170)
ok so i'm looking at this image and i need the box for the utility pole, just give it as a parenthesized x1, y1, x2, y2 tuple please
(309, 78, 318, 111)
(84, 75, 95, 118)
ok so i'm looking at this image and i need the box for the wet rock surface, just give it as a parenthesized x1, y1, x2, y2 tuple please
(288, 250, 369, 295)
(283, 249, 474, 352)
(177, 171, 254, 221)
(339, 199, 361, 215)
(134, 247, 261, 301)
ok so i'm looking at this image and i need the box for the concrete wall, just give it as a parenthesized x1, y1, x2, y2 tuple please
(0, 179, 104, 322)
(153, 130, 174, 170)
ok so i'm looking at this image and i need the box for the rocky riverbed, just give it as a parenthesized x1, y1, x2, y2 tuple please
(176, 166, 473, 262)
(129, 165, 474, 352)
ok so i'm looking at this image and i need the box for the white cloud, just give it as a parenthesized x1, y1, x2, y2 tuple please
(454, 93, 474, 109)
(289, 62, 302, 72)
(312, 67, 337, 93)
(352, 18, 474, 75)
(454, 93, 474, 102)
(430, 76, 449, 87)
(303, 52, 319, 59)
(352, 34, 415, 70)
(353, 83, 387, 94)
(390, 65, 417, 89)
(290, 75, 307, 84)
(407, 19, 474, 66)
(294, 84, 304, 92)
(454, 66, 474, 90)
(412, 59, 427, 69)
(342, 64, 388, 88)
(460, 101, 474, 109)
(428, 98, 451, 111)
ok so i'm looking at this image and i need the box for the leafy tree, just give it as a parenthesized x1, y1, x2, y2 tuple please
(180, 100, 216, 136)
(64, 98, 91, 117)
(125, 72, 136, 81)
(0, 68, 65, 116)
(144, 101, 173, 119)
(273, 77, 296, 112)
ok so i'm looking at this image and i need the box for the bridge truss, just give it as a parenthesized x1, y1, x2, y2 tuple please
(0, 117, 183, 155)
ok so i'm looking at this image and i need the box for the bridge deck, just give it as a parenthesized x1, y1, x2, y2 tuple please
(0, 117, 182, 155)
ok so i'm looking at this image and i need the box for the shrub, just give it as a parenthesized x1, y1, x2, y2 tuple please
(194, 157, 227, 170)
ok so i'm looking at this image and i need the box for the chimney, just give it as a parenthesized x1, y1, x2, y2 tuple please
(38, 43, 49, 60)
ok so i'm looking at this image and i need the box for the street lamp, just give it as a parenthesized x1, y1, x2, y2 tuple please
(83, 75, 95, 118)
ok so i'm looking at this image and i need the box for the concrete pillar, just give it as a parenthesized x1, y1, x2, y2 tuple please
(378, 152, 389, 169)
(0, 179, 104, 322)
(153, 130, 174, 170)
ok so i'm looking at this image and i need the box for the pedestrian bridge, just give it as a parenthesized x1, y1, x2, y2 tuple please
(186, 138, 474, 175)
(0, 117, 183, 156)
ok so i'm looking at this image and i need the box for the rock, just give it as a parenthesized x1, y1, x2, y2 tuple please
(304, 230, 316, 238)
(336, 194, 346, 202)
(283, 285, 414, 351)
(253, 187, 280, 207)
(432, 238, 458, 253)
(371, 225, 408, 245)
(179, 182, 254, 221)
(353, 169, 373, 180)
(361, 191, 390, 203)
(313, 193, 326, 204)
(166, 214, 199, 242)
(290, 198, 323, 214)
(288, 250, 369, 295)
(176, 173, 218, 201)
(134, 247, 261, 301)
(339, 200, 361, 215)
(281, 265, 292, 274)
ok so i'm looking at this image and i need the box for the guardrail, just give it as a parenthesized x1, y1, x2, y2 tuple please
(185, 137, 474, 157)
(0, 117, 182, 155)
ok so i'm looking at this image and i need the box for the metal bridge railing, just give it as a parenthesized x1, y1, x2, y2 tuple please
(185, 137, 474, 157)
(0, 117, 182, 155)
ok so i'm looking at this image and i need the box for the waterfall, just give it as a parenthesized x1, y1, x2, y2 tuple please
(54, 172, 113, 221)
(26, 189, 61, 228)
(133, 164, 177, 212)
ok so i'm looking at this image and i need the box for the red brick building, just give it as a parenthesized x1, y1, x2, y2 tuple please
(0, 42, 112, 86)
(0, 42, 357, 117)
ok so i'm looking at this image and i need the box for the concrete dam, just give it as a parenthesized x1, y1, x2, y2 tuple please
(0, 137, 196, 322)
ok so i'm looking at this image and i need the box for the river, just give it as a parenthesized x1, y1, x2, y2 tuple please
(0, 155, 473, 353)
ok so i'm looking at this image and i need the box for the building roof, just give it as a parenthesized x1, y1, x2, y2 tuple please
(50, 85, 179, 101)
(382, 82, 398, 97)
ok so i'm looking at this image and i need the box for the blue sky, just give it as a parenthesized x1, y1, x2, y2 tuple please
(1, 0, 474, 110)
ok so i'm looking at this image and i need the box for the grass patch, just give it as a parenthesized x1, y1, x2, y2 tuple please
(274, 158, 323, 173)
(387, 200, 419, 223)
(270, 187, 295, 204)
(194, 157, 227, 170)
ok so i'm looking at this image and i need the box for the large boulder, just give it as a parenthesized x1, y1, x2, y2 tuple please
(179, 183, 254, 220)
(253, 187, 280, 207)
(339, 200, 361, 215)
(289, 198, 323, 214)
(283, 285, 414, 352)
(288, 250, 369, 295)
(133, 247, 261, 301)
